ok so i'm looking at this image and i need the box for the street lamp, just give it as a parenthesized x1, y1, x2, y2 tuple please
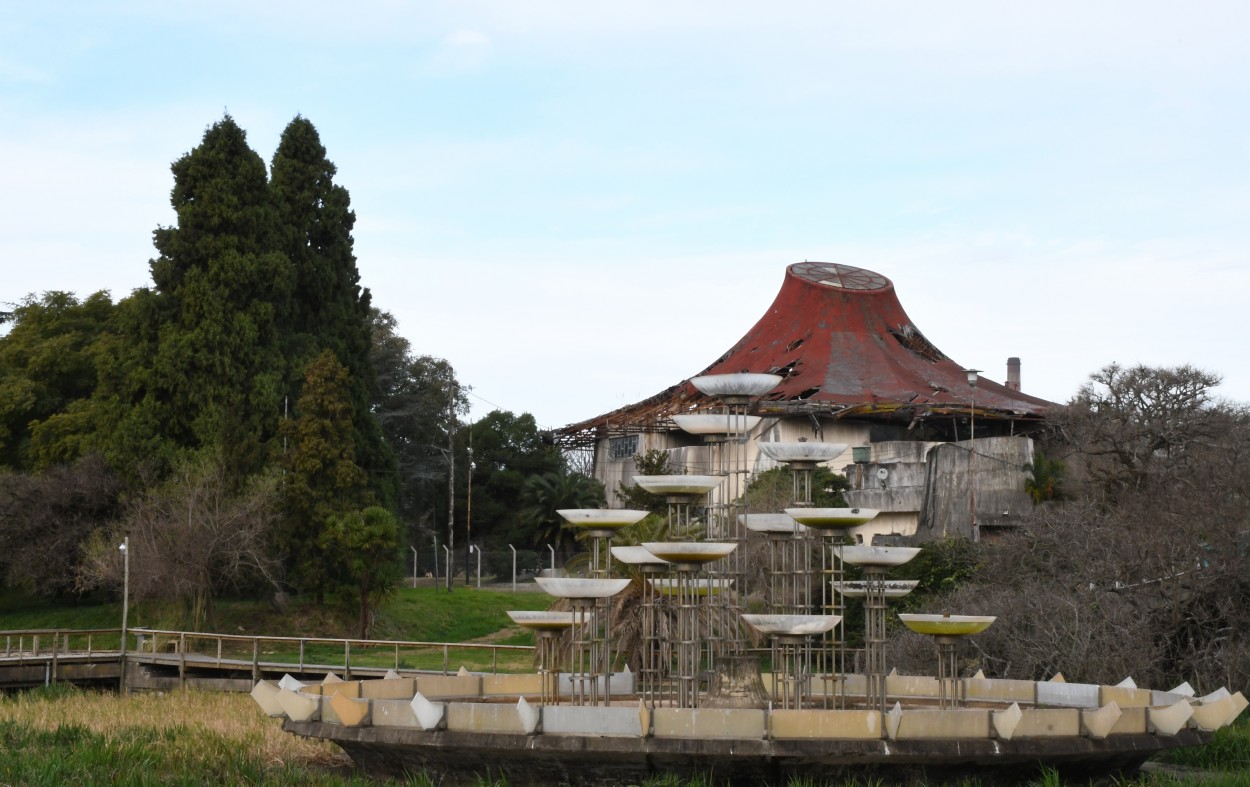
(469, 544, 481, 589)
(118, 537, 129, 692)
(509, 544, 517, 592)
(465, 454, 475, 586)
(411, 546, 418, 589)
(965, 369, 982, 542)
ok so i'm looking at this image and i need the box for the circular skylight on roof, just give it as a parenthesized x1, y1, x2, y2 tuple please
(791, 262, 888, 291)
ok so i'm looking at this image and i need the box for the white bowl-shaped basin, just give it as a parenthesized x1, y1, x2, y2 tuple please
(759, 442, 849, 464)
(690, 373, 783, 398)
(741, 614, 841, 637)
(641, 541, 737, 564)
(739, 513, 805, 534)
(784, 507, 879, 529)
(557, 509, 649, 529)
(833, 580, 920, 599)
(535, 577, 632, 599)
(836, 546, 921, 567)
(633, 475, 721, 495)
(672, 414, 763, 435)
(648, 578, 733, 596)
(899, 613, 996, 637)
(507, 610, 575, 630)
(610, 546, 670, 565)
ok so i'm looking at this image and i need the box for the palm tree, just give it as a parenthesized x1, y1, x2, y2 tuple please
(517, 470, 606, 556)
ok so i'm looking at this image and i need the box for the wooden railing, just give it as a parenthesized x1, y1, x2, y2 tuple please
(129, 628, 534, 679)
(0, 627, 535, 685)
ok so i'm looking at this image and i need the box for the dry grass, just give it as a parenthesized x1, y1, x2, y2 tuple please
(0, 686, 352, 773)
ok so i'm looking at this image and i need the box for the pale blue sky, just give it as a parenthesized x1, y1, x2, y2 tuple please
(3, 2, 1249, 428)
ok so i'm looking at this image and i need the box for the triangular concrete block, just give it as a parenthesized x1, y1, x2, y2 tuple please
(411, 692, 445, 731)
(1082, 702, 1122, 740)
(993, 702, 1022, 741)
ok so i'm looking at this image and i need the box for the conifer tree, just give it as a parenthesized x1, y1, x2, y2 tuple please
(116, 115, 293, 480)
(270, 117, 396, 506)
(279, 350, 373, 598)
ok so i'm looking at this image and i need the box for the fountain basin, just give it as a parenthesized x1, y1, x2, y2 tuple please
(899, 614, 996, 637)
(834, 580, 919, 599)
(610, 546, 670, 565)
(672, 414, 762, 435)
(741, 614, 841, 637)
(506, 611, 575, 630)
(633, 475, 721, 495)
(784, 508, 879, 529)
(535, 577, 632, 599)
(641, 541, 737, 564)
(760, 442, 849, 464)
(649, 578, 733, 596)
(690, 373, 782, 398)
(556, 509, 649, 529)
(740, 513, 804, 534)
(837, 546, 921, 567)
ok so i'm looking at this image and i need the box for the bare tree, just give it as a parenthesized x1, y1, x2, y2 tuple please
(886, 366, 1250, 694)
(78, 453, 280, 630)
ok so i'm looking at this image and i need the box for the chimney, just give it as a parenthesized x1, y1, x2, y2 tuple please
(1006, 357, 1021, 391)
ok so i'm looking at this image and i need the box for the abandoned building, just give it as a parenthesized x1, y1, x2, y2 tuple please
(555, 262, 1054, 543)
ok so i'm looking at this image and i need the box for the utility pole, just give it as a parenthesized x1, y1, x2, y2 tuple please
(446, 378, 456, 592)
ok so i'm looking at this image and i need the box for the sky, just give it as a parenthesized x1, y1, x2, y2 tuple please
(3, 1, 1249, 430)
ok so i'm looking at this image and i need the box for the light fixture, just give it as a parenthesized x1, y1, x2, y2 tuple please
(965, 369, 982, 388)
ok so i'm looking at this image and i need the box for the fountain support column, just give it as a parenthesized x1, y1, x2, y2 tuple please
(863, 565, 889, 713)
(534, 577, 631, 708)
(899, 614, 996, 710)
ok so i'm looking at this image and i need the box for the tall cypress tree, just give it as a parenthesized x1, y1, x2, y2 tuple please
(128, 115, 293, 480)
(270, 117, 395, 505)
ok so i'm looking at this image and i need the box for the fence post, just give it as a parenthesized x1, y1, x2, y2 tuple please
(299, 640, 305, 674)
(178, 632, 187, 689)
(252, 639, 260, 684)
(344, 641, 352, 681)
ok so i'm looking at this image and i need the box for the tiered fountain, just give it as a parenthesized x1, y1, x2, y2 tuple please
(784, 505, 879, 707)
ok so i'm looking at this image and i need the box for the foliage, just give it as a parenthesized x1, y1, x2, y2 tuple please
(740, 465, 849, 512)
(516, 470, 606, 554)
(320, 506, 404, 638)
(0, 455, 123, 599)
(1024, 448, 1066, 503)
(76, 452, 279, 631)
(369, 309, 469, 535)
(279, 351, 373, 599)
(462, 410, 563, 547)
(0, 291, 115, 471)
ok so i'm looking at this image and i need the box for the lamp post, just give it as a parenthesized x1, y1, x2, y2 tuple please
(965, 369, 982, 542)
(443, 545, 451, 588)
(509, 544, 517, 592)
(470, 544, 481, 589)
(411, 546, 418, 589)
(118, 537, 129, 692)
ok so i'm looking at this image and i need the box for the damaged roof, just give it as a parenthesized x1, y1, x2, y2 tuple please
(557, 262, 1053, 445)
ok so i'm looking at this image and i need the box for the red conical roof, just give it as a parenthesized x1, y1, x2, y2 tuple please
(560, 262, 1051, 442)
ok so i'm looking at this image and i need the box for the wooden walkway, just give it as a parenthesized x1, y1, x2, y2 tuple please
(0, 627, 534, 692)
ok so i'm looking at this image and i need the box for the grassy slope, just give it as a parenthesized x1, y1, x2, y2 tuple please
(0, 583, 552, 645)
